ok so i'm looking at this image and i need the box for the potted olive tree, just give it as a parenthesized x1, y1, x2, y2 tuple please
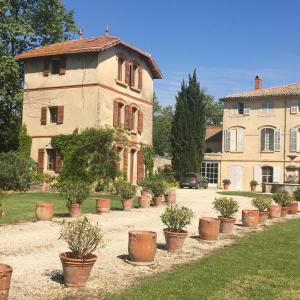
(115, 179, 136, 211)
(213, 197, 239, 233)
(139, 177, 153, 208)
(252, 197, 272, 225)
(273, 191, 292, 217)
(151, 179, 168, 206)
(59, 217, 103, 287)
(58, 180, 90, 218)
(290, 188, 300, 214)
(222, 179, 231, 190)
(161, 205, 193, 251)
(250, 180, 259, 192)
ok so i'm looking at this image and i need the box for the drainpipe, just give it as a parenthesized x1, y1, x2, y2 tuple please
(283, 97, 287, 182)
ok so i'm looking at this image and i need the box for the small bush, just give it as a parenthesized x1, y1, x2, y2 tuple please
(114, 179, 136, 199)
(222, 179, 231, 185)
(60, 217, 104, 259)
(252, 197, 272, 212)
(293, 188, 300, 202)
(151, 179, 169, 196)
(161, 205, 193, 232)
(213, 197, 239, 218)
(140, 177, 153, 193)
(250, 180, 259, 186)
(273, 191, 292, 207)
(57, 180, 90, 206)
(0, 151, 36, 191)
(0, 190, 7, 211)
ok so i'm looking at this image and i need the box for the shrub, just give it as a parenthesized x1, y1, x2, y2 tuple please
(252, 197, 272, 212)
(161, 205, 193, 232)
(57, 180, 90, 206)
(273, 191, 292, 207)
(293, 188, 300, 202)
(60, 217, 104, 259)
(213, 197, 239, 218)
(250, 180, 259, 186)
(0, 151, 36, 191)
(114, 179, 136, 199)
(140, 177, 153, 193)
(222, 179, 231, 185)
(151, 179, 169, 196)
(0, 190, 7, 212)
(18, 124, 32, 159)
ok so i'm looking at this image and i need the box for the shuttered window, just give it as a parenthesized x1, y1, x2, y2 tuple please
(40, 107, 47, 125)
(262, 102, 274, 114)
(47, 149, 56, 171)
(224, 128, 244, 152)
(290, 128, 298, 152)
(137, 110, 143, 133)
(138, 67, 143, 90)
(43, 59, 50, 76)
(38, 149, 45, 171)
(117, 57, 124, 81)
(137, 150, 145, 184)
(261, 128, 278, 151)
(224, 129, 231, 152)
(262, 166, 273, 183)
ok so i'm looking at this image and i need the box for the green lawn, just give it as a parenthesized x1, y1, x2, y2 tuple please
(217, 190, 273, 199)
(106, 218, 300, 300)
(0, 192, 132, 224)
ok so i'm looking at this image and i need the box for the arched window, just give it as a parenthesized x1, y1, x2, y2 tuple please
(262, 166, 273, 183)
(290, 127, 300, 152)
(261, 127, 280, 152)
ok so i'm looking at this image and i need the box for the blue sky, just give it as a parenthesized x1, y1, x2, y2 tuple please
(63, 0, 300, 106)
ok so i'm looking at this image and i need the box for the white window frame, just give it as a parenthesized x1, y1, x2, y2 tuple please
(225, 127, 244, 152)
(261, 127, 280, 152)
(261, 101, 274, 114)
(290, 100, 299, 114)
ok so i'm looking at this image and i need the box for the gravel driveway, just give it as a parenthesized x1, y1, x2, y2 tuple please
(0, 189, 290, 299)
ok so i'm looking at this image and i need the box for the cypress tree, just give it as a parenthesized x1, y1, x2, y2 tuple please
(171, 70, 206, 178)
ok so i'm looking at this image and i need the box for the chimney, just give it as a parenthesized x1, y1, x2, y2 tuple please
(255, 75, 262, 90)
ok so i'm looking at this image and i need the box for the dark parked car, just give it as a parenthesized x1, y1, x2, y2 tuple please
(179, 172, 208, 189)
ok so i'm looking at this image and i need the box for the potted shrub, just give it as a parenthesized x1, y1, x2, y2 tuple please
(273, 191, 292, 217)
(213, 197, 239, 233)
(252, 197, 272, 225)
(222, 179, 231, 190)
(139, 177, 153, 208)
(36, 202, 54, 221)
(151, 179, 168, 206)
(58, 180, 90, 218)
(160, 205, 193, 251)
(115, 179, 136, 211)
(164, 181, 178, 204)
(290, 188, 300, 214)
(96, 198, 111, 213)
(250, 180, 259, 192)
(59, 217, 103, 287)
(0, 263, 13, 298)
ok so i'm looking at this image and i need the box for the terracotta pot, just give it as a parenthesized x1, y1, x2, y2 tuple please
(128, 230, 157, 262)
(0, 210, 5, 217)
(223, 184, 230, 190)
(96, 198, 110, 214)
(36, 202, 54, 221)
(141, 190, 151, 197)
(138, 195, 150, 208)
(0, 263, 13, 300)
(67, 204, 81, 218)
(219, 217, 236, 233)
(258, 211, 269, 225)
(242, 210, 259, 227)
(198, 217, 220, 240)
(59, 252, 97, 287)
(250, 185, 257, 192)
(122, 199, 133, 211)
(288, 201, 298, 214)
(154, 195, 163, 206)
(165, 190, 176, 204)
(268, 205, 281, 218)
(163, 228, 188, 251)
(281, 206, 288, 217)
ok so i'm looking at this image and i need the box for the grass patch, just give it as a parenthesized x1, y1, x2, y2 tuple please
(106, 218, 300, 300)
(217, 191, 273, 200)
(0, 192, 135, 225)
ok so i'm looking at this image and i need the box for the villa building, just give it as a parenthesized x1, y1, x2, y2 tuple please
(203, 76, 300, 190)
(16, 33, 162, 184)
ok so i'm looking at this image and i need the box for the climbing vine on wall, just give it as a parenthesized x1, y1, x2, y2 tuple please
(141, 144, 154, 176)
(18, 124, 32, 159)
(51, 127, 129, 183)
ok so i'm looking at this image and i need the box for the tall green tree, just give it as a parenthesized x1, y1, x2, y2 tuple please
(0, 0, 78, 152)
(205, 96, 223, 126)
(153, 93, 174, 155)
(171, 71, 207, 178)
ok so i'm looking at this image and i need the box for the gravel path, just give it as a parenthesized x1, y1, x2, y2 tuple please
(0, 189, 296, 299)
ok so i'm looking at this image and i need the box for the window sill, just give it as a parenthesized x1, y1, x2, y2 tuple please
(229, 114, 249, 117)
(115, 79, 128, 88)
(261, 151, 275, 153)
(130, 86, 141, 93)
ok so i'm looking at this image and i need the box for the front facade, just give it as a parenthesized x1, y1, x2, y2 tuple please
(17, 35, 162, 184)
(220, 76, 300, 190)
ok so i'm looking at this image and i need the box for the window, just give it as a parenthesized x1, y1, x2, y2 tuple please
(131, 107, 138, 131)
(52, 60, 60, 74)
(262, 166, 273, 183)
(290, 100, 299, 114)
(117, 57, 124, 81)
(224, 128, 244, 152)
(262, 102, 274, 114)
(289, 127, 300, 152)
(261, 128, 280, 152)
(231, 102, 249, 115)
(47, 149, 56, 171)
(49, 107, 58, 123)
(238, 102, 244, 114)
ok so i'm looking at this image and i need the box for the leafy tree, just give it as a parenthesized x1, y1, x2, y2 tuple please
(205, 96, 223, 126)
(153, 94, 174, 155)
(171, 70, 207, 178)
(0, 0, 79, 152)
(18, 124, 32, 158)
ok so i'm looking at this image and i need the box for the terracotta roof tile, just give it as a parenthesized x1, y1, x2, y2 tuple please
(15, 36, 162, 79)
(223, 82, 300, 99)
(206, 126, 223, 140)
